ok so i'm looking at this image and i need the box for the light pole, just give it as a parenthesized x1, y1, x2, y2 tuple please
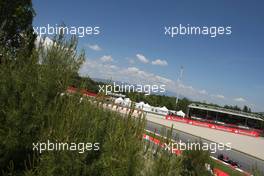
(175, 66, 184, 111)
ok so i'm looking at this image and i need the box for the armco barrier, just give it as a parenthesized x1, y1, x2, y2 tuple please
(214, 168, 229, 176)
(143, 134, 182, 155)
(166, 115, 260, 137)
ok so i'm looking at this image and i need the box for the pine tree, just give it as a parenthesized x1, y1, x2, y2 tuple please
(0, 0, 36, 57)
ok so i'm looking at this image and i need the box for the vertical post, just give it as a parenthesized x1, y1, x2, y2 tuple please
(187, 107, 190, 118)
(245, 117, 248, 127)
(175, 66, 184, 110)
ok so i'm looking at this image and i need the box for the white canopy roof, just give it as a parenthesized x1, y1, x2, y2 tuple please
(115, 97, 123, 103)
(137, 101, 145, 105)
(177, 110, 185, 117)
(144, 103, 151, 108)
(159, 106, 168, 111)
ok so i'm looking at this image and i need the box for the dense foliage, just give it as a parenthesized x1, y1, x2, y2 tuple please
(0, 33, 149, 175)
(0, 0, 36, 56)
(70, 73, 100, 93)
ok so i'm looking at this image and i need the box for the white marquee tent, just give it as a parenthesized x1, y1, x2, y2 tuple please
(158, 106, 169, 115)
(114, 97, 124, 104)
(123, 98, 132, 107)
(176, 110, 186, 117)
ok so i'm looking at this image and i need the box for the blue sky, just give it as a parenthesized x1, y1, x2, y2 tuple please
(33, 0, 264, 111)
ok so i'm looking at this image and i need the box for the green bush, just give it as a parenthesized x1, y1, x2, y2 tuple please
(0, 35, 149, 176)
